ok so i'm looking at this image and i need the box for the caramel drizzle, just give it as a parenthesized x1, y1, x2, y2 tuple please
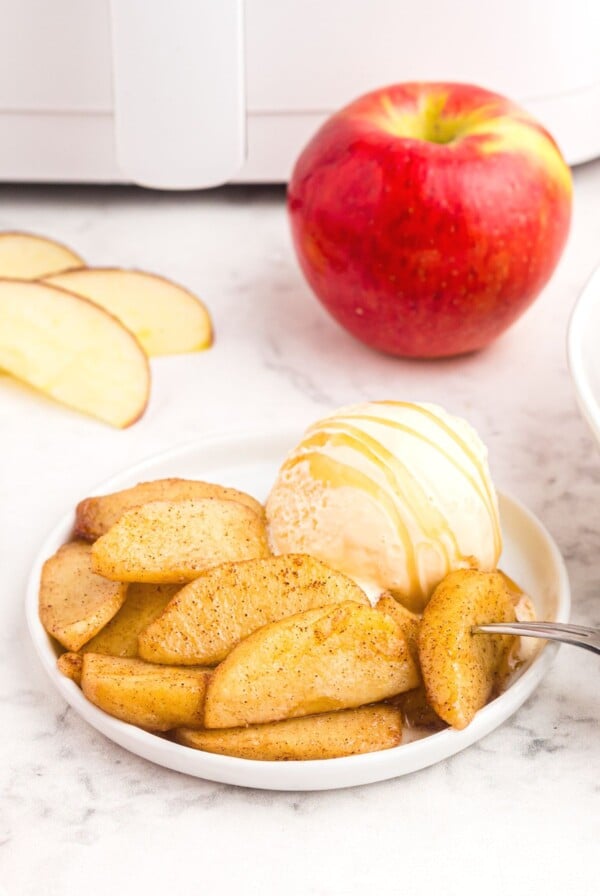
(281, 448, 421, 596)
(303, 423, 467, 569)
(336, 403, 502, 557)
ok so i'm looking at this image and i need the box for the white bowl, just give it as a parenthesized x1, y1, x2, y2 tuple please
(568, 263, 600, 444)
(26, 430, 570, 791)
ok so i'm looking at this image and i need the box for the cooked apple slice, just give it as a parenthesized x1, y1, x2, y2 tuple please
(57, 652, 83, 685)
(74, 478, 264, 541)
(81, 583, 180, 657)
(39, 541, 128, 651)
(81, 654, 211, 731)
(91, 499, 271, 584)
(394, 686, 447, 732)
(0, 280, 149, 427)
(138, 554, 368, 666)
(204, 601, 420, 728)
(175, 705, 403, 760)
(418, 569, 516, 729)
(44, 268, 212, 356)
(0, 231, 82, 279)
(376, 594, 421, 667)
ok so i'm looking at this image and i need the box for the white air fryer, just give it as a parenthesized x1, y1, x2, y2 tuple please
(1, 0, 599, 189)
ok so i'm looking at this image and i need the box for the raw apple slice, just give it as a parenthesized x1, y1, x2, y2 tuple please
(0, 231, 83, 279)
(0, 280, 150, 427)
(44, 268, 213, 356)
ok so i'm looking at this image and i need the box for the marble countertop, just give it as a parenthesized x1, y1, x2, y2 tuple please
(2, 165, 600, 896)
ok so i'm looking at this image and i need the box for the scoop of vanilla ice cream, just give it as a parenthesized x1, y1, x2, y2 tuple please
(266, 401, 502, 611)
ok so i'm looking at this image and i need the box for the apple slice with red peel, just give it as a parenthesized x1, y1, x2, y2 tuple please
(0, 280, 149, 427)
(0, 231, 83, 279)
(44, 268, 213, 356)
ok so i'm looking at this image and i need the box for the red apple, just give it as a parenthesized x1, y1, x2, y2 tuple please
(288, 82, 572, 358)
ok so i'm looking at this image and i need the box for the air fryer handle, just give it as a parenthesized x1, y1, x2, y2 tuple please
(109, 0, 245, 189)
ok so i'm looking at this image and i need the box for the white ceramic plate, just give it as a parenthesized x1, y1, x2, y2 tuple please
(568, 263, 600, 445)
(26, 430, 570, 791)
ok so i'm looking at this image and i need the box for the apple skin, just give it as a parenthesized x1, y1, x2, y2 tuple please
(288, 82, 572, 358)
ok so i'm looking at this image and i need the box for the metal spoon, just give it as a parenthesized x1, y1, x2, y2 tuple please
(472, 621, 600, 655)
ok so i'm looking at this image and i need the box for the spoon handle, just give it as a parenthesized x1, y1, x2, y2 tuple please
(471, 621, 600, 655)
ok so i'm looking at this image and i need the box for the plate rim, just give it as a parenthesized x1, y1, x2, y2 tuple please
(25, 429, 571, 791)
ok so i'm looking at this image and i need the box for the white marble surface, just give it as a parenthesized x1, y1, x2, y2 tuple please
(2, 164, 600, 895)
